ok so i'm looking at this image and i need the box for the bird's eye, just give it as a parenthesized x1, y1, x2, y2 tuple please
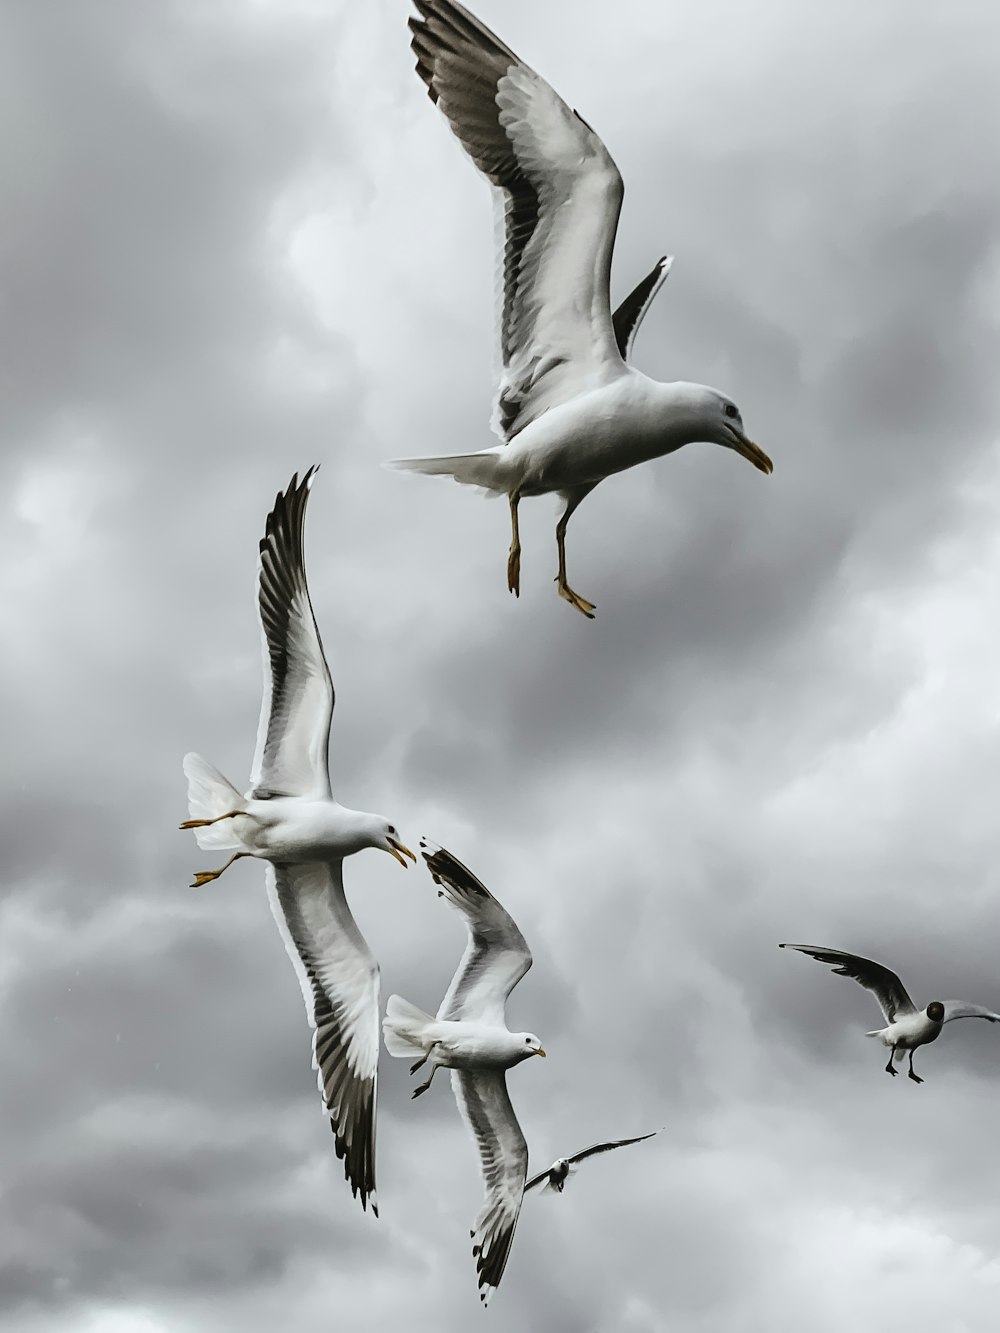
(388, 826, 396, 836)
(724, 404, 738, 419)
(525, 1037, 531, 1044)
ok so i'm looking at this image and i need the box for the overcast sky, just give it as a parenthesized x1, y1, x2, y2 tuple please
(3, 0, 1000, 1329)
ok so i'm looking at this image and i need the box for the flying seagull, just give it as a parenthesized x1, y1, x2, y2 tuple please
(390, 0, 772, 618)
(780, 944, 1000, 1083)
(180, 468, 416, 1215)
(524, 1131, 659, 1194)
(383, 840, 545, 1305)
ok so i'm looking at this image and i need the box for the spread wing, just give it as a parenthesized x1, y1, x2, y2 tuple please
(250, 467, 334, 800)
(451, 1069, 528, 1305)
(779, 944, 917, 1024)
(420, 840, 531, 1026)
(267, 861, 379, 1214)
(410, 0, 627, 441)
(612, 257, 672, 360)
(941, 1001, 1000, 1024)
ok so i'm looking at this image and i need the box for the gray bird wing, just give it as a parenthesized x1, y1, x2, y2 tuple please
(421, 840, 532, 1026)
(267, 861, 379, 1214)
(250, 467, 334, 800)
(941, 1001, 1000, 1024)
(409, 0, 626, 442)
(451, 1068, 528, 1305)
(779, 943, 917, 1024)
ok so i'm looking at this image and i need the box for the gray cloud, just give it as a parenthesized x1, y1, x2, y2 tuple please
(3, 0, 1000, 1329)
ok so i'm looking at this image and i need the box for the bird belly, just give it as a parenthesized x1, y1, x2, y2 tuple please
(887, 1014, 940, 1050)
(431, 1023, 524, 1070)
(506, 379, 677, 494)
(241, 799, 349, 862)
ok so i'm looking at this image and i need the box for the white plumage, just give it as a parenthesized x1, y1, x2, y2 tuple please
(180, 469, 415, 1214)
(383, 841, 545, 1305)
(391, 0, 772, 616)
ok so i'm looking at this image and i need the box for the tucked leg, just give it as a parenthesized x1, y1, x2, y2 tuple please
(412, 1063, 440, 1099)
(409, 1054, 428, 1075)
(554, 487, 597, 619)
(190, 851, 249, 888)
(507, 491, 522, 597)
(180, 810, 244, 830)
(907, 1051, 923, 1084)
(884, 1051, 897, 1076)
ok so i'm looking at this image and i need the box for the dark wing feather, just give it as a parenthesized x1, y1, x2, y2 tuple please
(420, 840, 531, 1026)
(612, 257, 672, 360)
(250, 467, 333, 799)
(267, 862, 379, 1214)
(780, 943, 916, 1024)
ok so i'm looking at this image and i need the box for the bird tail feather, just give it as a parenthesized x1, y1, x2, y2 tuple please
(382, 995, 435, 1058)
(385, 450, 504, 493)
(182, 752, 245, 850)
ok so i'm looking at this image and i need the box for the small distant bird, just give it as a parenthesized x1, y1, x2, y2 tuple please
(780, 944, 1000, 1083)
(524, 1132, 659, 1195)
(391, 0, 772, 618)
(180, 469, 416, 1215)
(383, 841, 545, 1305)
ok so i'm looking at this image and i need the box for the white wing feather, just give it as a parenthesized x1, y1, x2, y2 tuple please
(266, 861, 379, 1213)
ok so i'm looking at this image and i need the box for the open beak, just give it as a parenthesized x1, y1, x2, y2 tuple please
(387, 837, 417, 868)
(535, 1048, 547, 1058)
(730, 430, 773, 475)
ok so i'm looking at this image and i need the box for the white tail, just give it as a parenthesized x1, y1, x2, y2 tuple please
(386, 448, 504, 494)
(182, 753, 245, 850)
(382, 994, 435, 1058)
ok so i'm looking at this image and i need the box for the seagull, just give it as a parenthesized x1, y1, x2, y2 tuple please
(390, 0, 772, 618)
(780, 944, 1000, 1083)
(180, 468, 416, 1215)
(382, 840, 545, 1305)
(524, 1131, 659, 1195)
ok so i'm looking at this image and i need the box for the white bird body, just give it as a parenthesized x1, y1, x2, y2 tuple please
(867, 1009, 943, 1053)
(393, 1016, 541, 1071)
(394, 0, 772, 616)
(207, 799, 400, 865)
(180, 470, 415, 1216)
(488, 376, 726, 495)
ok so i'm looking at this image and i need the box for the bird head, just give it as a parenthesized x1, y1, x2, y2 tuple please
(926, 1001, 945, 1023)
(677, 384, 772, 475)
(516, 1032, 546, 1062)
(369, 817, 416, 868)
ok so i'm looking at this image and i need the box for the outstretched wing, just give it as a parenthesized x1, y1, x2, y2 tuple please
(410, 0, 627, 441)
(941, 1001, 1000, 1024)
(250, 467, 334, 800)
(612, 257, 672, 361)
(421, 840, 531, 1026)
(524, 1131, 658, 1192)
(567, 1130, 659, 1167)
(452, 1069, 528, 1306)
(779, 944, 917, 1024)
(267, 861, 379, 1214)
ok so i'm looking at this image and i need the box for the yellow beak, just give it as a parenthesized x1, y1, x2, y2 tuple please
(535, 1048, 547, 1058)
(733, 432, 773, 475)
(387, 838, 417, 868)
